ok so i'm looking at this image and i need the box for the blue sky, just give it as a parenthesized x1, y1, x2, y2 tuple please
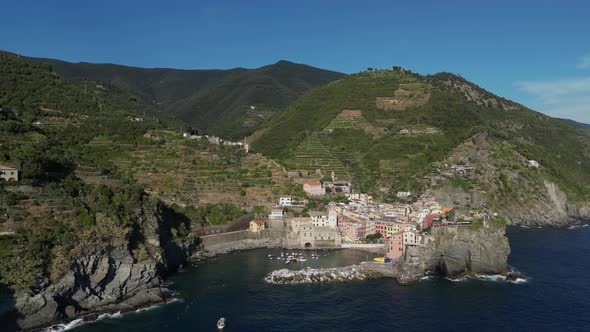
(1, 0, 589, 123)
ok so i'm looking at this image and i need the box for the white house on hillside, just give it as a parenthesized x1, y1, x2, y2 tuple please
(0, 165, 18, 182)
(397, 191, 411, 198)
(279, 196, 293, 207)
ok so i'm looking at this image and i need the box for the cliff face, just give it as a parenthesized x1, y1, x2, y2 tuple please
(433, 132, 589, 228)
(393, 224, 510, 284)
(11, 202, 198, 330)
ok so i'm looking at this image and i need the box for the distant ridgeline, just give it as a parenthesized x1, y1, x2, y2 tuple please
(19, 52, 346, 139)
(251, 67, 590, 222)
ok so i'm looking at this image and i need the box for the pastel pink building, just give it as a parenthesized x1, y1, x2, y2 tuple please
(386, 232, 404, 260)
(374, 220, 394, 238)
(338, 217, 366, 240)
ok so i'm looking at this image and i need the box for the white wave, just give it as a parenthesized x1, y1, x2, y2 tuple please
(473, 274, 506, 282)
(446, 274, 507, 283)
(96, 311, 122, 321)
(507, 277, 528, 284)
(445, 276, 467, 282)
(135, 305, 159, 313)
(43, 318, 84, 332)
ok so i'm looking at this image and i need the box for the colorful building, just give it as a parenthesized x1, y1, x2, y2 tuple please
(421, 213, 442, 229)
(375, 220, 394, 237)
(386, 232, 404, 260)
(249, 220, 266, 232)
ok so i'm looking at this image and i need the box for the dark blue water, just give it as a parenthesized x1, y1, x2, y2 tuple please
(12, 225, 590, 331)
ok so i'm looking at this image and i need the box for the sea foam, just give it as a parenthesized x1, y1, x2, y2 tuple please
(43, 318, 84, 332)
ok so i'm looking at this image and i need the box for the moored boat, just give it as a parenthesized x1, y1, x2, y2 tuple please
(217, 317, 226, 329)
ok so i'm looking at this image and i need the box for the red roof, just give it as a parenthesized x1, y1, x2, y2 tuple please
(304, 181, 321, 186)
(252, 220, 266, 225)
(280, 195, 291, 198)
(423, 214, 442, 224)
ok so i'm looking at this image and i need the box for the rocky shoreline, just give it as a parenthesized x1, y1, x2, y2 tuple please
(2, 201, 200, 332)
(2, 216, 558, 330)
(265, 223, 514, 286)
(264, 262, 526, 285)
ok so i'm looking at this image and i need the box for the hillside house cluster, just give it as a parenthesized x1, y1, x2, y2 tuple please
(182, 132, 250, 152)
(331, 191, 459, 259)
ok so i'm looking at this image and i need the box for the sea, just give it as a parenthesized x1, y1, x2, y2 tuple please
(3, 224, 590, 332)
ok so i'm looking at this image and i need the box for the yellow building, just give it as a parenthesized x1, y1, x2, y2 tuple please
(249, 220, 266, 232)
(386, 224, 397, 238)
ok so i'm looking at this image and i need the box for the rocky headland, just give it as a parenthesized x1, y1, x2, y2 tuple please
(4, 202, 199, 331)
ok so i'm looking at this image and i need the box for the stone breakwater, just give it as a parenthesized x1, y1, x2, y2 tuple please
(264, 264, 379, 284)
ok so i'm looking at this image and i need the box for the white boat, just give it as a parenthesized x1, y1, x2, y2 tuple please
(217, 317, 226, 329)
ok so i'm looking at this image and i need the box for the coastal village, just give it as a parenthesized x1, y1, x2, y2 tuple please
(248, 177, 481, 262)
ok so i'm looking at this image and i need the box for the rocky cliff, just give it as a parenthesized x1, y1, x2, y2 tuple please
(433, 132, 589, 227)
(9, 202, 198, 331)
(392, 223, 510, 284)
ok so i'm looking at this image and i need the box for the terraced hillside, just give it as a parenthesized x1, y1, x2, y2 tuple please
(81, 130, 295, 207)
(252, 68, 590, 212)
(0, 186, 77, 235)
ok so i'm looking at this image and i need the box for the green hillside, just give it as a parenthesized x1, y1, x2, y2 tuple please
(252, 68, 590, 202)
(0, 53, 268, 290)
(18, 52, 346, 138)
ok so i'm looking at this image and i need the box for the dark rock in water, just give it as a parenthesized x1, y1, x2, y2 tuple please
(392, 224, 510, 284)
(505, 271, 526, 282)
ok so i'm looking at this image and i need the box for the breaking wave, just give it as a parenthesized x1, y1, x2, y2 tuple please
(446, 274, 528, 283)
(96, 311, 122, 321)
(42, 318, 84, 332)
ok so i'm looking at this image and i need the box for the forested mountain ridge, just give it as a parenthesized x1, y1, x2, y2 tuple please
(12, 51, 345, 138)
